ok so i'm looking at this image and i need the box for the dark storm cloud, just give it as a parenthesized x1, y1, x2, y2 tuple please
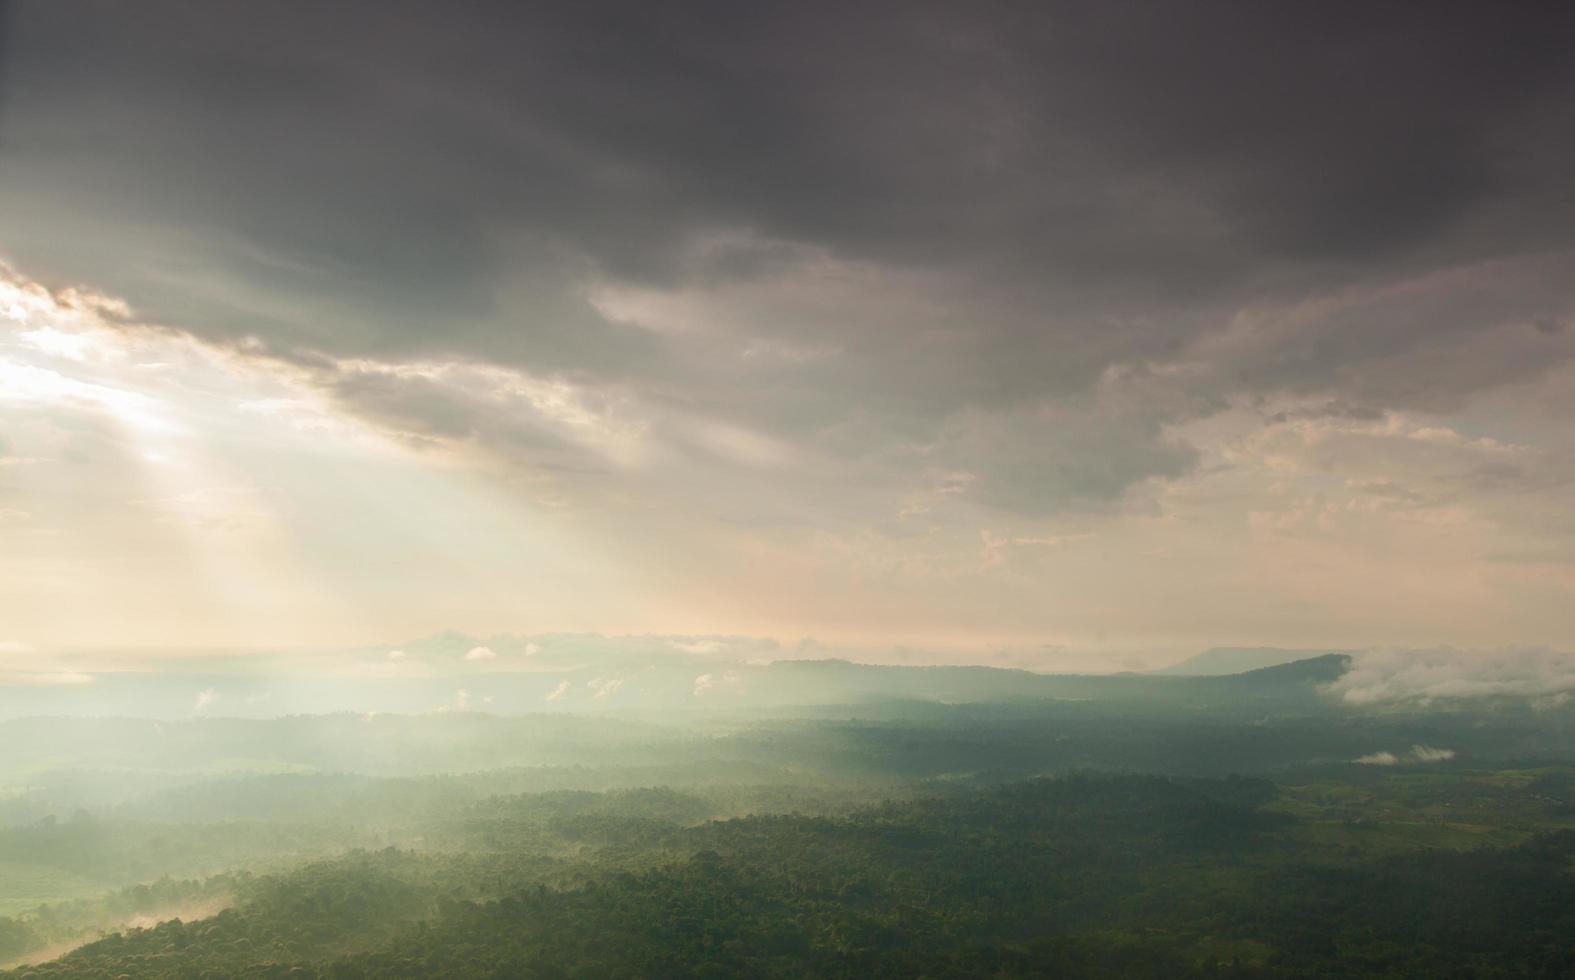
(0, 1, 11, 138)
(3, 0, 1574, 514)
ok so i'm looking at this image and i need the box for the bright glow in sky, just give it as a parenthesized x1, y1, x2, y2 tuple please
(0, 266, 650, 655)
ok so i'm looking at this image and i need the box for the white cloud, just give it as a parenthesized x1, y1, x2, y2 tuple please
(387, 649, 407, 660)
(1353, 745, 1455, 766)
(193, 688, 219, 712)
(586, 676, 624, 700)
(693, 670, 743, 697)
(464, 645, 497, 661)
(544, 679, 571, 701)
(1354, 751, 1399, 766)
(19, 326, 97, 361)
(1331, 647, 1575, 704)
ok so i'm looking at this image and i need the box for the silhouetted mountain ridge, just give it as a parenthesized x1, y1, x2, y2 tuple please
(1153, 647, 1356, 676)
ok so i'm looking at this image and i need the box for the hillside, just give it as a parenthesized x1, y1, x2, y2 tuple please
(1152, 648, 1356, 677)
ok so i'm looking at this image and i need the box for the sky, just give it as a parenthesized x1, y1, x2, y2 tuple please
(1, 1, 1574, 667)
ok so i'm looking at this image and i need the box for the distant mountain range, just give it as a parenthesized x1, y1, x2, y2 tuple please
(1151, 647, 1357, 676)
(0, 640, 1355, 720)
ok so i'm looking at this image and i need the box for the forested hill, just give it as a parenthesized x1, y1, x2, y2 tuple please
(1153, 648, 1357, 676)
(0, 678, 1571, 977)
(7, 772, 1575, 979)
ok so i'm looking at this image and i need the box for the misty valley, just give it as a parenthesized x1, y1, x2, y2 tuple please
(2, 649, 1574, 978)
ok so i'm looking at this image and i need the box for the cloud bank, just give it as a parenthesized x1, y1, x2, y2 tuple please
(1333, 648, 1575, 706)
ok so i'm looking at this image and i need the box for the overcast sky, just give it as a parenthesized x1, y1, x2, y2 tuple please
(1, 1, 1573, 664)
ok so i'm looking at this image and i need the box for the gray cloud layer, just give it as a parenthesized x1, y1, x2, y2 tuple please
(2, 1, 1574, 530)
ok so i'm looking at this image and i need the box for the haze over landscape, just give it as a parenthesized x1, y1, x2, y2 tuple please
(2, 3, 1575, 977)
